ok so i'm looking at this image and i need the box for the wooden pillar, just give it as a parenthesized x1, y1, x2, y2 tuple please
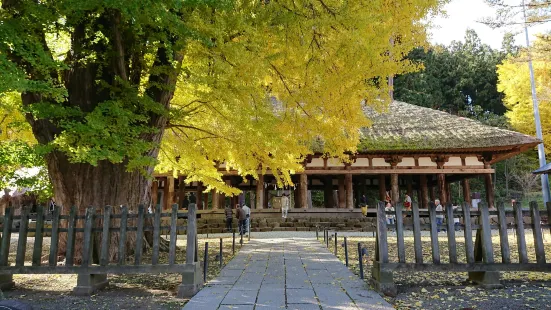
(264, 186, 269, 209)
(256, 174, 264, 209)
(446, 182, 452, 204)
(178, 176, 186, 209)
(211, 189, 219, 210)
(250, 192, 255, 209)
(378, 175, 386, 201)
(391, 173, 399, 203)
(151, 178, 159, 207)
(164, 177, 174, 210)
(345, 173, 353, 209)
(300, 174, 308, 209)
(324, 176, 334, 208)
(462, 178, 472, 206)
(294, 185, 300, 209)
(406, 175, 413, 196)
(430, 184, 436, 202)
(484, 174, 495, 209)
(420, 175, 429, 209)
(202, 192, 208, 210)
(195, 182, 202, 209)
(338, 176, 346, 208)
(437, 173, 447, 205)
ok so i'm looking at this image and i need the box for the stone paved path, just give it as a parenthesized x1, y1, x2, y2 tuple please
(183, 238, 393, 310)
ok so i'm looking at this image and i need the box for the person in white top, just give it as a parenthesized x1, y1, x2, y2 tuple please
(435, 199, 445, 232)
(281, 193, 290, 218)
(385, 202, 395, 226)
(242, 204, 251, 233)
(452, 204, 461, 231)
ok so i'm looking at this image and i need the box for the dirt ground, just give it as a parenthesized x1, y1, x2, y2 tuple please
(1, 236, 242, 309)
(328, 232, 551, 310)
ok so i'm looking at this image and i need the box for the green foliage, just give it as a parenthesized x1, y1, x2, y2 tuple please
(394, 29, 514, 116)
(0, 0, 447, 193)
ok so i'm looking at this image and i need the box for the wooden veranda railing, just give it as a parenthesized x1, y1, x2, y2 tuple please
(371, 200, 551, 296)
(0, 203, 202, 297)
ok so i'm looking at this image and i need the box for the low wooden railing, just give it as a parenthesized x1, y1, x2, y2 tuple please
(0, 203, 202, 297)
(371, 200, 551, 296)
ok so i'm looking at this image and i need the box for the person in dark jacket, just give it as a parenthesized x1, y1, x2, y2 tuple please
(224, 205, 233, 232)
(236, 204, 246, 235)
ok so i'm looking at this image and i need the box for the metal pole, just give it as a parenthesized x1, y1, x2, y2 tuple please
(203, 242, 209, 283)
(334, 232, 338, 256)
(316, 227, 319, 240)
(344, 236, 349, 267)
(219, 238, 223, 267)
(232, 232, 235, 255)
(326, 231, 329, 248)
(357, 242, 364, 279)
(523, 0, 551, 203)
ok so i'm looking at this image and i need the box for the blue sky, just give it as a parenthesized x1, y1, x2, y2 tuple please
(429, 0, 549, 49)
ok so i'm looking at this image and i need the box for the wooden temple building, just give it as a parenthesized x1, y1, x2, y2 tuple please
(153, 101, 540, 213)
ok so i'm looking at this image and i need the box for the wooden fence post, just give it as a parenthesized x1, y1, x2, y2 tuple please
(74, 207, 109, 296)
(496, 202, 511, 264)
(529, 201, 546, 264)
(428, 201, 440, 264)
(370, 201, 396, 297)
(0, 207, 14, 290)
(468, 202, 501, 288)
(395, 203, 405, 263)
(178, 202, 202, 298)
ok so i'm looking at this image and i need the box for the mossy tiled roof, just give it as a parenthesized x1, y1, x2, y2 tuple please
(358, 101, 539, 152)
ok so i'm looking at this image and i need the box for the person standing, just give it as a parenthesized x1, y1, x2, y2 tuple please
(281, 193, 290, 219)
(236, 204, 246, 235)
(453, 204, 461, 231)
(242, 204, 251, 233)
(225, 205, 233, 232)
(385, 202, 395, 226)
(435, 199, 445, 232)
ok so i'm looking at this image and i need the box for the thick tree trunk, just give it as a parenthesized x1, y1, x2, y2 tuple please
(46, 151, 155, 264)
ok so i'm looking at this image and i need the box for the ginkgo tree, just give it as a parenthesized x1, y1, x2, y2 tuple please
(0, 92, 51, 199)
(1, 0, 445, 259)
(498, 36, 551, 155)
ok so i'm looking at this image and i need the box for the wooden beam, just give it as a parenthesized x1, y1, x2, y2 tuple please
(345, 173, 353, 209)
(300, 174, 308, 209)
(256, 174, 264, 209)
(203, 168, 495, 176)
(303, 168, 495, 175)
